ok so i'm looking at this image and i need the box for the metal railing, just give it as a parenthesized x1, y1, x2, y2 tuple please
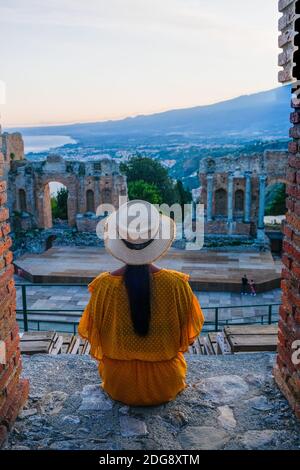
(201, 303, 281, 333)
(16, 283, 281, 334)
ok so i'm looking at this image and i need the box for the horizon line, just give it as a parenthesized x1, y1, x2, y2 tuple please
(3, 83, 286, 130)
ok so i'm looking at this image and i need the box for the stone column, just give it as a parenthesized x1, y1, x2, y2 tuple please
(258, 175, 266, 229)
(244, 172, 252, 223)
(227, 173, 234, 223)
(206, 174, 213, 222)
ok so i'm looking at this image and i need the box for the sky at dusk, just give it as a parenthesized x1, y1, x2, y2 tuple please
(0, 0, 280, 127)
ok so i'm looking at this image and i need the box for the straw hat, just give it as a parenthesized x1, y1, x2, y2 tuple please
(104, 200, 176, 265)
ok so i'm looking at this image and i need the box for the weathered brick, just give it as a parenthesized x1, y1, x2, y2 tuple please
(291, 111, 300, 124)
(4, 251, 13, 266)
(288, 141, 299, 153)
(290, 126, 300, 139)
(0, 154, 27, 447)
(0, 208, 9, 223)
(287, 167, 297, 183)
(0, 424, 7, 447)
(0, 181, 6, 193)
(1, 223, 10, 237)
(0, 193, 7, 206)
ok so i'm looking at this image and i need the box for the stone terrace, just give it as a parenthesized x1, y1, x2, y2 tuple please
(4, 354, 300, 450)
(14, 246, 281, 292)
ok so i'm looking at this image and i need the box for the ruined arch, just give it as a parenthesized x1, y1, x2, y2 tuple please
(215, 188, 227, 216)
(86, 189, 95, 213)
(18, 188, 27, 212)
(234, 189, 244, 213)
(37, 177, 77, 229)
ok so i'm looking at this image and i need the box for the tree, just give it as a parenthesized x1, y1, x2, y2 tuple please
(121, 156, 179, 205)
(128, 180, 162, 204)
(175, 180, 192, 209)
(51, 187, 68, 220)
(265, 184, 286, 216)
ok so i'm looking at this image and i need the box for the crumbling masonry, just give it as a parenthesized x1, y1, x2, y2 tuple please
(199, 151, 288, 238)
(0, 152, 28, 447)
(274, 0, 300, 419)
(0, 127, 128, 232)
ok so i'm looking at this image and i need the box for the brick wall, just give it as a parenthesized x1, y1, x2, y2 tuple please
(274, 0, 300, 419)
(0, 152, 28, 447)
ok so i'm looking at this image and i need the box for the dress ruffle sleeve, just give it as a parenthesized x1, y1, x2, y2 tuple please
(179, 292, 205, 353)
(78, 274, 105, 361)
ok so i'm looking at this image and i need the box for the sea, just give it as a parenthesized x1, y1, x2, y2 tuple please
(23, 134, 76, 153)
(23, 135, 77, 195)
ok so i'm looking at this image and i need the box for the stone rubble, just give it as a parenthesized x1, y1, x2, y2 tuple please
(3, 353, 300, 450)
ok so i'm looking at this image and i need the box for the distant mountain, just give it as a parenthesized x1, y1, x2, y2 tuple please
(11, 85, 291, 144)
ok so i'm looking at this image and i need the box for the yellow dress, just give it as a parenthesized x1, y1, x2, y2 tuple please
(78, 269, 204, 406)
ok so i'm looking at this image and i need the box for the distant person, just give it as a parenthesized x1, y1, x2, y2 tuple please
(241, 275, 248, 295)
(78, 200, 205, 406)
(250, 279, 257, 296)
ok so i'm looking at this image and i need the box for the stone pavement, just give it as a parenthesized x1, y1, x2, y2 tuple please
(4, 354, 300, 450)
(14, 246, 281, 292)
(15, 277, 281, 326)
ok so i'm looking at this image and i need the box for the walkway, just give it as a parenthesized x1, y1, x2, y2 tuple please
(15, 277, 281, 327)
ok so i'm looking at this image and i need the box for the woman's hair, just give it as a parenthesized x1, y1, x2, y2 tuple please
(124, 264, 151, 336)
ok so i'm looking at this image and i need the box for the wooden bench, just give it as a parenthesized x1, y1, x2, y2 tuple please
(224, 324, 278, 353)
(20, 331, 92, 356)
(20, 331, 62, 355)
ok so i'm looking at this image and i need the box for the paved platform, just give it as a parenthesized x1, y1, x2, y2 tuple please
(4, 354, 300, 450)
(14, 246, 281, 293)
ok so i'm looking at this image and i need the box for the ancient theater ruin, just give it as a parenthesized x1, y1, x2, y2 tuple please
(0, 0, 300, 451)
(1, 135, 127, 232)
(199, 150, 288, 240)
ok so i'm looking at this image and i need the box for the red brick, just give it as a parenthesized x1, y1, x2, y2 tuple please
(286, 183, 299, 198)
(1, 223, 10, 237)
(0, 181, 6, 193)
(0, 424, 7, 448)
(291, 112, 300, 124)
(294, 201, 300, 217)
(290, 126, 300, 139)
(289, 141, 299, 153)
(0, 193, 7, 206)
(0, 237, 12, 256)
(293, 231, 300, 246)
(295, 310, 300, 324)
(282, 267, 292, 281)
(286, 198, 295, 211)
(0, 208, 9, 223)
(280, 304, 289, 323)
(287, 168, 297, 184)
(0, 309, 15, 341)
(3, 379, 29, 430)
(0, 265, 14, 289)
(289, 155, 300, 169)
(282, 254, 293, 270)
(283, 224, 294, 239)
(4, 251, 13, 266)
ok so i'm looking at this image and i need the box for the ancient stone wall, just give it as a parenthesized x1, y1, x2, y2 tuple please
(0, 128, 24, 176)
(199, 151, 288, 237)
(8, 154, 128, 232)
(274, 0, 300, 419)
(0, 151, 28, 447)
